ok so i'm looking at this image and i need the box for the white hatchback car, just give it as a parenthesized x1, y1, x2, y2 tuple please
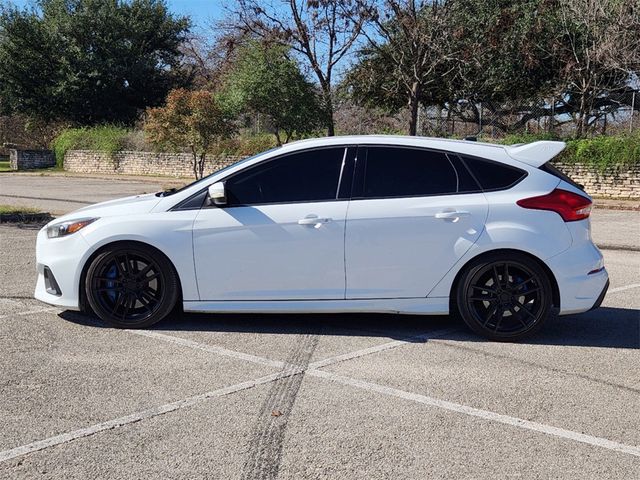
(35, 136, 608, 340)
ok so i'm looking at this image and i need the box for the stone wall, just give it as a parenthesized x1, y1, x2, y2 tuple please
(553, 162, 640, 199)
(63, 150, 639, 199)
(64, 150, 242, 178)
(9, 149, 56, 170)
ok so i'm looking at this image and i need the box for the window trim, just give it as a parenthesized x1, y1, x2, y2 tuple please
(204, 145, 355, 209)
(170, 144, 528, 211)
(351, 145, 485, 201)
(456, 153, 528, 193)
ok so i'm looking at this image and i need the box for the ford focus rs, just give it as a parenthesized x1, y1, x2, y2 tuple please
(35, 136, 609, 341)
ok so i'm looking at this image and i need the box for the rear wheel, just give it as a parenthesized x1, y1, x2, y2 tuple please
(456, 253, 553, 341)
(85, 243, 178, 328)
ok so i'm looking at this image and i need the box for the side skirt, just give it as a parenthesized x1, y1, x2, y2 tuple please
(183, 297, 450, 315)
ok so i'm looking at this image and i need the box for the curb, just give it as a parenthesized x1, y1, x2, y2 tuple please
(596, 244, 640, 252)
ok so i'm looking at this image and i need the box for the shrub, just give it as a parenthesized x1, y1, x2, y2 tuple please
(500, 132, 562, 145)
(212, 134, 278, 157)
(145, 89, 235, 179)
(500, 131, 639, 172)
(51, 125, 130, 167)
(561, 133, 640, 171)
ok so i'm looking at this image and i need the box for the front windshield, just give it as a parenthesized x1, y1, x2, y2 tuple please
(156, 146, 282, 196)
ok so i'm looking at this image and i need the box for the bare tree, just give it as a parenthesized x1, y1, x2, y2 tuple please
(554, 0, 640, 136)
(349, 0, 455, 135)
(225, 0, 368, 136)
(181, 29, 252, 90)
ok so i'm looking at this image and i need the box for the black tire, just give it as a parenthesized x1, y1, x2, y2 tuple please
(85, 243, 179, 328)
(455, 252, 553, 341)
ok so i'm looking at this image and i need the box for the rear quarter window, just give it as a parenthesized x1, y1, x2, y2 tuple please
(540, 162, 584, 190)
(460, 155, 527, 191)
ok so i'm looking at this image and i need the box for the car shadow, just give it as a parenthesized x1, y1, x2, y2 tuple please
(59, 306, 639, 349)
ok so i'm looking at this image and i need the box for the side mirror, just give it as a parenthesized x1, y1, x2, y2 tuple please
(208, 182, 227, 206)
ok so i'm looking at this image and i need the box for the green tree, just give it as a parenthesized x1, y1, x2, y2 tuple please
(345, 1, 561, 135)
(550, 0, 640, 136)
(229, 0, 367, 137)
(0, 0, 190, 125)
(345, 1, 453, 135)
(444, 0, 558, 130)
(222, 42, 325, 145)
(145, 89, 235, 179)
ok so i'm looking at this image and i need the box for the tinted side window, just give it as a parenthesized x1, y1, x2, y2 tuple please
(461, 156, 526, 191)
(362, 147, 458, 198)
(225, 148, 345, 205)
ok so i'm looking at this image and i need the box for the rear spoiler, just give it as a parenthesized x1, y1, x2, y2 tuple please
(505, 141, 566, 168)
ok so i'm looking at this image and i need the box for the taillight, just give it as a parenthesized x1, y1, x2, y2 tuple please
(517, 189, 592, 222)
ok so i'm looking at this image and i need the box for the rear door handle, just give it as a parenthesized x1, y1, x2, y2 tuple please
(434, 210, 470, 220)
(298, 215, 332, 228)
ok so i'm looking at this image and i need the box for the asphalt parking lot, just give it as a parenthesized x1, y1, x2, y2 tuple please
(0, 177, 639, 479)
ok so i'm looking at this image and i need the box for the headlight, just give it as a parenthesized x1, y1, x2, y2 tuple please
(47, 218, 98, 238)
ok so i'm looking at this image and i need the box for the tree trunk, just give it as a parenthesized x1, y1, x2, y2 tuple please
(576, 91, 589, 138)
(325, 94, 335, 137)
(198, 153, 207, 180)
(191, 146, 198, 180)
(408, 82, 421, 136)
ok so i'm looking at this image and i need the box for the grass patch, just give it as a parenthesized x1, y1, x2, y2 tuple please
(51, 125, 131, 167)
(0, 160, 11, 172)
(0, 204, 41, 214)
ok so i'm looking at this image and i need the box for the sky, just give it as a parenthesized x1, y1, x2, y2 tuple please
(4, 1, 225, 32)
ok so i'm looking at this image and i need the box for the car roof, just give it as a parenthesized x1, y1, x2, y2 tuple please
(280, 134, 504, 155)
(279, 135, 565, 168)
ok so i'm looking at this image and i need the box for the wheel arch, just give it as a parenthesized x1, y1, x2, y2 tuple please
(78, 240, 184, 313)
(448, 248, 561, 312)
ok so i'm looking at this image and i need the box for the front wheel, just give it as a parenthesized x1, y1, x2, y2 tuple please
(455, 253, 553, 341)
(85, 243, 179, 328)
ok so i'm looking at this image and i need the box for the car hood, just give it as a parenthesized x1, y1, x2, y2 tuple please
(50, 193, 162, 224)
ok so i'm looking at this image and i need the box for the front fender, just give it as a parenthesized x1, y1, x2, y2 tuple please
(79, 211, 200, 301)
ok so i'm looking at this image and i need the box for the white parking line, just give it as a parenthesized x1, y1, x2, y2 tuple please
(121, 326, 640, 459)
(0, 306, 58, 320)
(126, 329, 286, 369)
(308, 327, 459, 369)
(2, 323, 639, 463)
(0, 369, 303, 464)
(310, 370, 640, 458)
(0, 327, 455, 464)
(608, 283, 640, 294)
(130, 327, 458, 371)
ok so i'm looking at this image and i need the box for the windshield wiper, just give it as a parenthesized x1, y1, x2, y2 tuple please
(155, 188, 177, 197)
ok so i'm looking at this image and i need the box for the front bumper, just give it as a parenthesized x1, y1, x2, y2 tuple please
(34, 226, 90, 310)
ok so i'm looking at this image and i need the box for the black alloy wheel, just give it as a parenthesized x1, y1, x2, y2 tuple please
(456, 253, 553, 341)
(85, 243, 178, 328)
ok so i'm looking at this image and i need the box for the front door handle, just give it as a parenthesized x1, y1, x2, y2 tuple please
(434, 210, 470, 220)
(298, 215, 332, 228)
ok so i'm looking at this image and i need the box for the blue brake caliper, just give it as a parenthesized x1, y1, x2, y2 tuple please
(106, 264, 118, 302)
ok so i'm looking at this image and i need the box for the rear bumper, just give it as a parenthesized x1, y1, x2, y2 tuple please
(546, 240, 609, 315)
(589, 278, 609, 311)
